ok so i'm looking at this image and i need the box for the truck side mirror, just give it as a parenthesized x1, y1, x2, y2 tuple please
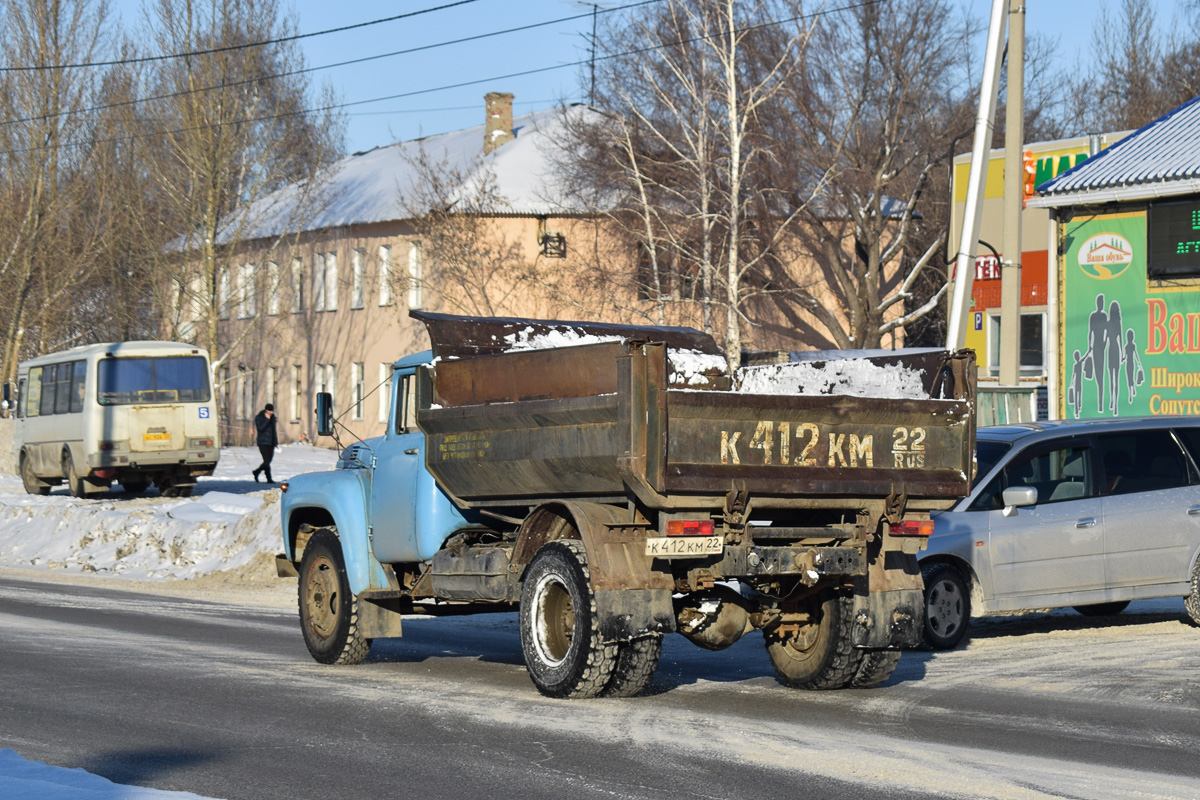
(315, 392, 334, 437)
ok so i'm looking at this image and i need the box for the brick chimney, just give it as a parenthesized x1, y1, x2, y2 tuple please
(484, 92, 515, 154)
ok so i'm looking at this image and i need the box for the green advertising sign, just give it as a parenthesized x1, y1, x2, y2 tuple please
(1064, 211, 1200, 419)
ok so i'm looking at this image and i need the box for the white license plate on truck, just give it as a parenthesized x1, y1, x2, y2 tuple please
(645, 536, 723, 557)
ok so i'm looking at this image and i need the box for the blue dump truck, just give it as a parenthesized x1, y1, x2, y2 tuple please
(276, 312, 976, 698)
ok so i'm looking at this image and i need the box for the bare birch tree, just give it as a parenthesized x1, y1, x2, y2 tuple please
(132, 0, 342, 407)
(0, 0, 122, 382)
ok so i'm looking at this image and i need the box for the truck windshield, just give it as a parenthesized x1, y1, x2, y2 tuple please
(97, 356, 211, 405)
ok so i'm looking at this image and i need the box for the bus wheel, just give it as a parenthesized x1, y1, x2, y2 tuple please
(62, 454, 88, 498)
(20, 454, 49, 496)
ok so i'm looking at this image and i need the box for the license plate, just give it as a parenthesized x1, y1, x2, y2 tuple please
(645, 536, 723, 557)
(143, 432, 171, 441)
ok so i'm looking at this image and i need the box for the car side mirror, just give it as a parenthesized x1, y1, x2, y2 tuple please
(315, 392, 334, 437)
(1001, 485, 1038, 516)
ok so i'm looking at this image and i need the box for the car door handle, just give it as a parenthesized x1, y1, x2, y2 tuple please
(1189, 506, 1200, 516)
(1076, 518, 1096, 528)
(404, 448, 419, 455)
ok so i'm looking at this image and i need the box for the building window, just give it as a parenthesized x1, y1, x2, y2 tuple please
(316, 363, 338, 410)
(324, 252, 339, 311)
(217, 267, 231, 320)
(314, 256, 326, 311)
(351, 249, 365, 309)
(219, 366, 230, 418)
(987, 311, 1046, 378)
(235, 373, 246, 420)
(351, 362, 365, 420)
(291, 258, 304, 313)
(378, 245, 393, 306)
(291, 364, 303, 421)
(267, 262, 280, 316)
(378, 362, 392, 423)
(407, 241, 423, 309)
(267, 365, 278, 410)
(237, 263, 256, 319)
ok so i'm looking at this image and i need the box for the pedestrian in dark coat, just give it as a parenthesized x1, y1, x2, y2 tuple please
(252, 403, 278, 483)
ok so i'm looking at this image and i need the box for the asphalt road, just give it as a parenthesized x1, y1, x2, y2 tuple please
(2, 571, 1199, 800)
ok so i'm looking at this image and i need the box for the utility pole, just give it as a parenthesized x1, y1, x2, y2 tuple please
(587, 2, 599, 105)
(999, 0, 1025, 385)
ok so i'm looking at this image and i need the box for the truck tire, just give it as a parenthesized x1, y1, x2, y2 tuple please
(519, 540, 617, 698)
(602, 635, 662, 698)
(921, 563, 970, 650)
(1185, 554, 1200, 626)
(764, 591, 861, 690)
(20, 454, 49, 496)
(298, 529, 371, 665)
(850, 650, 901, 689)
(1072, 601, 1129, 617)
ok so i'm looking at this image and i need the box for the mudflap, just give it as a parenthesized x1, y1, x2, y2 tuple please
(358, 597, 406, 639)
(850, 588, 923, 649)
(851, 541, 925, 649)
(595, 588, 676, 643)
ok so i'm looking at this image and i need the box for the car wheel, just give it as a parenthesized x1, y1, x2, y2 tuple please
(519, 540, 616, 698)
(1072, 601, 1130, 617)
(763, 590, 860, 690)
(298, 528, 371, 665)
(922, 563, 970, 650)
(1185, 554, 1200, 627)
(20, 454, 49, 496)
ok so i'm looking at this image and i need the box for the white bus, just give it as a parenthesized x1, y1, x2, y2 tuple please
(7, 341, 220, 497)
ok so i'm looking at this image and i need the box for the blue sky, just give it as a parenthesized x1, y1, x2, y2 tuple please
(105, 0, 1184, 155)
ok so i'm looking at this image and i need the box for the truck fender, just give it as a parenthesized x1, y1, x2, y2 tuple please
(514, 501, 675, 641)
(281, 470, 393, 596)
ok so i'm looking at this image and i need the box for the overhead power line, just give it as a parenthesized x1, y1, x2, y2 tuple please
(2, 0, 880, 157)
(0, 0, 483, 72)
(0, 0, 662, 129)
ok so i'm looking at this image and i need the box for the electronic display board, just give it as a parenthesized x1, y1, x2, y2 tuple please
(1148, 197, 1200, 278)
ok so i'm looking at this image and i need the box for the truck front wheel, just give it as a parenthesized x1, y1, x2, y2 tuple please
(298, 529, 371, 665)
(764, 591, 860, 690)
(519, 540, 617, 698)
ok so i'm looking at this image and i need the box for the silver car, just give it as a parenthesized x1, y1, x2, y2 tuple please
(919, 416, 1200, 649)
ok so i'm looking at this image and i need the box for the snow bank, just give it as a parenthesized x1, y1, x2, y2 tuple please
(0, 749, 222, 799)
(0, 444, 337, 581)
(736, 359, 928, 399)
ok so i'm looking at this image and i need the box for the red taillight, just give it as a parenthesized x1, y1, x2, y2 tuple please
(666, 519, 715, 536)
(889, 520, 935, 537)
(99, 442, 117, 451)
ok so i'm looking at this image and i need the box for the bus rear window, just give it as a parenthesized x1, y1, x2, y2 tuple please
(97, 356, 211, 405)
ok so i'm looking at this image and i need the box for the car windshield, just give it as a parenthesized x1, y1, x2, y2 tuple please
(975, 440, 1012, 482)
(97, 356, 211, 404)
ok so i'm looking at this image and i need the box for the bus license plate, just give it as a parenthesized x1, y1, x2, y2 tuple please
(645, 536, 723, 557)
(143, 432, 171, 441)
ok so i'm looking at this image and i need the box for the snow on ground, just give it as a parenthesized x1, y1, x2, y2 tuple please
(0, 750, 222, 800)
(0, 444, 337, 581)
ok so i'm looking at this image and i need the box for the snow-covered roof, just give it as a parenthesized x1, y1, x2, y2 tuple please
(232, 105, 597, 243)
(1028, 94, 1200, 207)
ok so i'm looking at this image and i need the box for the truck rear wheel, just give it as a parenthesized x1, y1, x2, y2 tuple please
(764, 591, 860, 690)
(20, 454, 49, 496)
(602, 635, 662, 698)
(850, 650, 901, 688)
(519, 540, 617, 698)
(298, 529, 371, 665)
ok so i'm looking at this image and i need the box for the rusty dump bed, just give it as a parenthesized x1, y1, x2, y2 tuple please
(411, 312, 975, 510)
